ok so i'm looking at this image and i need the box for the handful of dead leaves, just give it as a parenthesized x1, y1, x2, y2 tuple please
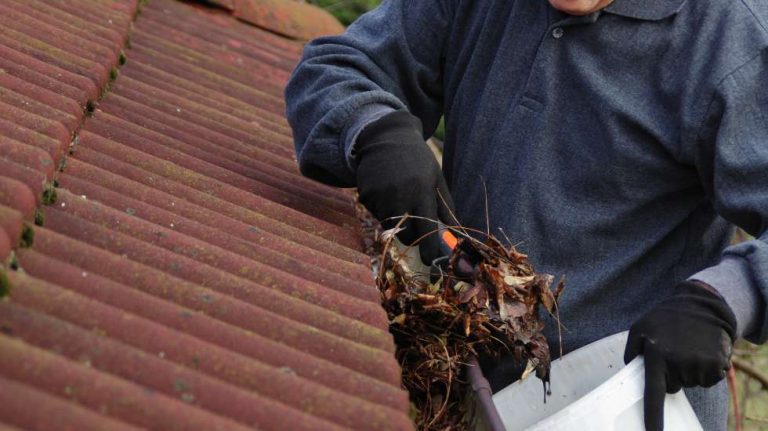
(371, 217, 564, 430)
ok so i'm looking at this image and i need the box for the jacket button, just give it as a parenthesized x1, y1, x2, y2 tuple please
(552, 27, 564, 39)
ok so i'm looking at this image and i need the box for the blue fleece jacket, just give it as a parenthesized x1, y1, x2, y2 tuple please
(285, 1, 768, 428)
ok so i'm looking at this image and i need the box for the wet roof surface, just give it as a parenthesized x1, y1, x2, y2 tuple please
(0, 0, 413, 429)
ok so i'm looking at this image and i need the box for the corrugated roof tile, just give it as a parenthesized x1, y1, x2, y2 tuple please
(57, 164, 371, 275)
(0, 335, 257, 431)
(227, 0, 345, 41)
(0, 0, 414, 428)
(15, 248, 407, 410)
(0, 297, 361, 431)
(3, 0, 127, 49)
(150, 0, 304, 65)
(45, 191, 383, 315)
(0, 70, 83, 122)
(0, 3, 121, 68)
(0, 117, 65, 163)
(57, 175, 372, 285)
(0, 230, 10, 262)
(122, 61, 293, 135)
(81, 111, 354, 221)
(2, 287, 412, 430)
(69, 144, 365, 257)
(0, 376, 143, 431)
(0, 27, 111, 90)
(43, 0, 138, 32)
(0, 106, 71, 159)
(131, 31, 287, 97)
(136, 18, 295, 82)
(0, 43, 100, 105)
(129, 46, 286, 113)
(0, 84, 81, 134)
(0, 177, 37, 220)
(0, 137, 57, 180)
(32, 222, 393, 354)
(105, 78, 296, 159)
(0, 205, 23, 251)
(0, 159, 47, 203)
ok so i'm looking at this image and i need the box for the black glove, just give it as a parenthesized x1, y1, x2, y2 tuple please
(624, 281, 737, 431)
(355, 110, 455, 264)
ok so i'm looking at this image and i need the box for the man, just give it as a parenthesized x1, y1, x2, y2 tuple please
(285, 1, 768, 429)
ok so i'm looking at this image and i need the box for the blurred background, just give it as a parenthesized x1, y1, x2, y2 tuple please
(306, 1, 768, 429)
(307, 0, 381, 25)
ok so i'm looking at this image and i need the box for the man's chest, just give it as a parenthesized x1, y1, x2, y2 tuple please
(441, 1, 709, 232)
(442, 1, 704, 193)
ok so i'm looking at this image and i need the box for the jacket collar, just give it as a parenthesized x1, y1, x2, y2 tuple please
(602, 0, 687, 21)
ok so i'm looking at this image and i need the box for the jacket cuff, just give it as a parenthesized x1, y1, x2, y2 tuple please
(342, 104, 397, 172)
(690, 256, 760, 338)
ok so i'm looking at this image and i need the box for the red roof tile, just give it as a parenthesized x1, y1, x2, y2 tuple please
(0, 159, 48, 203)
(0, 43, 100, 106)
(205, 0, 345, 41)
(0, 232, 10, 262)
(0, 137, 58, 179)
(0, 177, 36, 220)
(0, 206, 23, 256)
(0, 0, 414, 429)
(0, 376, 144, 431)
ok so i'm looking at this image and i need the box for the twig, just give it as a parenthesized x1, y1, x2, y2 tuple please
(479, 176, 490, 237)
(497, 227, 513, 249)
(552, 290, 564, 360)
(435, 187, 463, 233)
(727, 367, 742, 431)
(425, 335, 452, 429)
(392, 214, 506, 252)
(732, 357, 768, 390)
(746, 415, 768, 423)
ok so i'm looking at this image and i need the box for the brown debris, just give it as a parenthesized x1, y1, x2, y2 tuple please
(359, 204, 563, 430)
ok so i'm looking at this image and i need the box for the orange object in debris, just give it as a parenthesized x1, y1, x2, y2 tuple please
(442, 230, 458, 250)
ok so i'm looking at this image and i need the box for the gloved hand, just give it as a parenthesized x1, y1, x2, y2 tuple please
(355, 110, 456, 264)
(624, 281, 737, 431)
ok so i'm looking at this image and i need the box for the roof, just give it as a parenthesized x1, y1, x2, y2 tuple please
(0, 0, 413, 429)
(205, 0, 346, 40)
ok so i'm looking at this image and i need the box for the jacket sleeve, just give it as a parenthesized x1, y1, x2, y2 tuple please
(689, 51, 768, 344)
(284, 0, 455, 187)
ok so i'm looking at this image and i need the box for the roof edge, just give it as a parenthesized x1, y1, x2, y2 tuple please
(206, 0, 345, 41)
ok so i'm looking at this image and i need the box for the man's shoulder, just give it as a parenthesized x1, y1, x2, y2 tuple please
(683, 0, 768, 36)
(679, 0, 768, 77)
